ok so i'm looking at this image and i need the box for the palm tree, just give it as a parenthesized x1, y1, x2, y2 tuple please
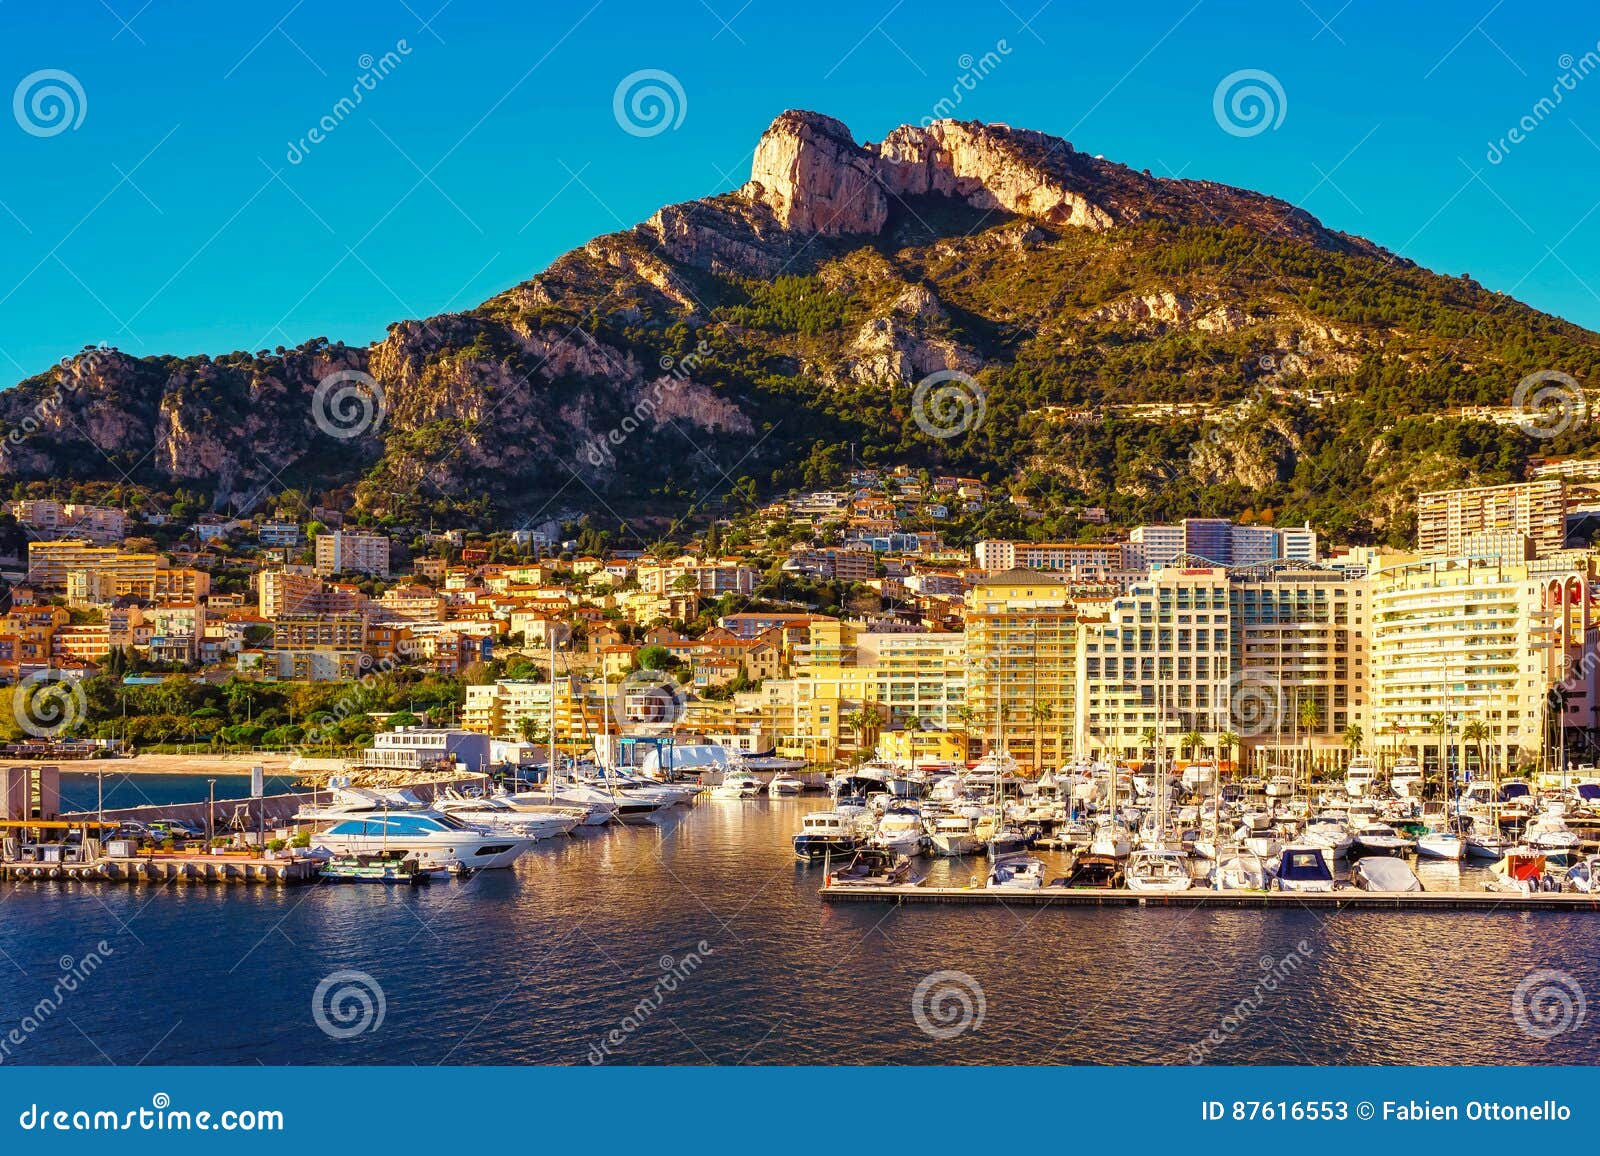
(1343, 723, 1363, 756)
(1297, 697, 1321, 785)
(1463, 719, 1490, 782)
(1140, 726, 1158, 766)
(1030, 702, 1052, 777)
(842, 709, 873, 764)
(953, 705, 976, 764)
(1217, 731, 1240, 778)
(1182, 729, 1205, 762)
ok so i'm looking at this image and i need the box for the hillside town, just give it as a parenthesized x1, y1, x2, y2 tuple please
(4, 458, 1600, 780)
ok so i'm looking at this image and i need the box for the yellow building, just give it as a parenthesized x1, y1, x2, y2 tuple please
(964, 571, 1079, 772)
(1367, 552, 1596, 774)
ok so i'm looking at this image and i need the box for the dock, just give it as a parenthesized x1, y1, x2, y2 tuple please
(820, 883, 1600, 911)
(2, 856, 321, 885)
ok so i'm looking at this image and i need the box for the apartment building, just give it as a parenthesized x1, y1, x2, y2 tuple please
(964, 571, 1079, 772)
(7, 500, 127, 544)
(27, 540, 161, 592)
(1367, 552, 1598, 771)
(314, 530, 391, 577)
(1416, 478, 1567, 558)
(971, 540, 1133, 580)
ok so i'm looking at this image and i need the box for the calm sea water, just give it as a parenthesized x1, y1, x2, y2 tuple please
(57, 771, 301, 813)
(3, 782, 1599, 1066)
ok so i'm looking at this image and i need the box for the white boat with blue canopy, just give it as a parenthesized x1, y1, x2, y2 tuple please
(314, 811, 532, 870)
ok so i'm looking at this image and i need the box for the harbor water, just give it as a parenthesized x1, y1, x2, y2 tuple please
(3, 780, 1598, 1065)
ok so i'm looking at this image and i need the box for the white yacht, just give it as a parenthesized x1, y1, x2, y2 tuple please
(767, 772, 805, 797)
(1210, 849, 1271, 891)
(873, 806, 927, 856)
(986, 854, 1046, 890)
(925, 813, 981, 857)
(1524, 806, 1581, 863)
(313, 811, 532, 870)
(1302, 816, 1354, 860)
(1344, 755, 1376, 797)
(1089, 817, 1132, 858)
(712, 771, 763, 799)
(1390, 757, 1422, 799)
(1126, 848, 1193, 892)
(1264, 774, 1295, 800)
(1416, 828, 1465, 861)
(433, 792, 582, 840)
(507, 787, 617, 826)
(1181, 761, 1216, 793)
(1352, 820, 1414, 857)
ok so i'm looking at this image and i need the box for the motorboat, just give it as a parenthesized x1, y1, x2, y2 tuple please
(318, 850, 444, 885)
(551, 778, 669, 823)
(1464, 830, 1508, 861)
(1125, 848, 1193, 892)
(1181, 761, 1216, 793)
(711, 771, 763, 799)
(1415, 828, 1465, 861)
(433, 794, 581, 841)
(1210, 849, 1271, 891)
(1351, 821, 1414, 857)
(986, 854, 1046, 890)
(1344, 755, 1376, 797)
(505, 788, 615, 827)
(1273, 844, 1336, 892)
(1062, 853, 1124, 889)
(1563, 854, 1600, 893)
(1264, 774, 1295, 800)
(313, 811, 532, 870)
(873, 806, 927, 856)
(767, 772, 805, 797)
(1352, 856, 1423, 892)
(294, 785, 428, 822)
(926, 813, 981, 857)
(793, 810, 866, 862)
(1302, 816, 1354, 860)
(829, 848, 915, 887)
(1523, 806, 1581, 864)
(1390, 757, 1422, 799)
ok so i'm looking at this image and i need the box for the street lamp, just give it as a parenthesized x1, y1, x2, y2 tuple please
(206, 778, 216, 847)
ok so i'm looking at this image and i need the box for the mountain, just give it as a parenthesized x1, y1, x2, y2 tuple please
(5, 109, 1599, 544)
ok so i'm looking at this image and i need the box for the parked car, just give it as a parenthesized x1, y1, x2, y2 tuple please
(147, 819, 205, 841)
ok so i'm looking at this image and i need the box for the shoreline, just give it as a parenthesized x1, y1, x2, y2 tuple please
(15, 753, 343, 777)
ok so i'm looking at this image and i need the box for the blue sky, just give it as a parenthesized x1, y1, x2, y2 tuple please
(0, 0, 1597, 378)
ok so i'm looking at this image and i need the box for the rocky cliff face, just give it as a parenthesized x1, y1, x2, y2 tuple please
(1, 109, 1595, 536)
